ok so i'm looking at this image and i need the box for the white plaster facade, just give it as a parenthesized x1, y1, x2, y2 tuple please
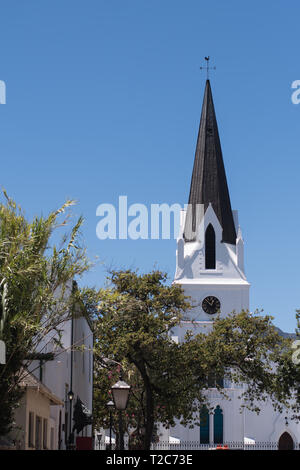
(168, 203, 300, 449)
(24, 284, 93, 450)
(11, 371, 62, 450)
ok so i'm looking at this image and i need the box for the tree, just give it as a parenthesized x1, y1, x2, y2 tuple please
(270, 310, 300, 421)
(185, 310, 292, 416)
(0, 192, 91, 436)
(93, 269, 289, 450)
(93, 269, 194, 449)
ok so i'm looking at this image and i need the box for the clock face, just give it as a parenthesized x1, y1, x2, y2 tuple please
(202, 296, 221, 315)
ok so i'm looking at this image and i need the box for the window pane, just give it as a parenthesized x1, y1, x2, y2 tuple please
(28, 412, 34, 448)
(43, 419, 48, 449)
(205, 224, 216, 269)
(35, 416, 42, 450)
(200, 406, 209, 444)
(216, 376, 224, 388)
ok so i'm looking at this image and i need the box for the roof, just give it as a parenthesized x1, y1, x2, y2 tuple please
(184, 80, 237, 245)
(19, 370, 63, 406)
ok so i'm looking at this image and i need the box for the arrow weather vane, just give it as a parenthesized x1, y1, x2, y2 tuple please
(200, 56, 216, 79)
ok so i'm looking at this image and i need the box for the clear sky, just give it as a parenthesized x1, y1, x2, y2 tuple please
(0, 1, 299, 332)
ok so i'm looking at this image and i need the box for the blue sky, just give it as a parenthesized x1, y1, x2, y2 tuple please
(0, 1, 299, 332)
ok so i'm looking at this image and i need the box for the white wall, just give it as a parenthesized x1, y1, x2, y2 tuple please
(29, 292, 93, 448)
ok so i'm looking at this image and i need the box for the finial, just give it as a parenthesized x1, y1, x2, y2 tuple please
(200, 56, 216, 80)
(237, 225, 243, 241)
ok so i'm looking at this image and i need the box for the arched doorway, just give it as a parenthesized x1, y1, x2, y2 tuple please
(278, 432, 294, 450)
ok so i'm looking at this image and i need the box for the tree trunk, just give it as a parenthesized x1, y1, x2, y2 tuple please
(130, 356, 155, 450)
(144, 378, 154, 450)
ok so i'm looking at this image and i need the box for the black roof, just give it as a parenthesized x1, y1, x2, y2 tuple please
(184, 80, 237, 245)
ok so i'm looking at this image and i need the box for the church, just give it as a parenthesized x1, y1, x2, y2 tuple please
(167, 78, 300, 450)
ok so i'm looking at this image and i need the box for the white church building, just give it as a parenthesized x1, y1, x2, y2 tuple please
(166, 79, 300, 450)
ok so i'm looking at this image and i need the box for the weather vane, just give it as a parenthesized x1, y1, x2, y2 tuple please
(200, 56, 216, 79)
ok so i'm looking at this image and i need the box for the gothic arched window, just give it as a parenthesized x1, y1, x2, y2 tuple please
(213, 406, 223, 444)
(200, 406, 210, 444)
(207, 374, 224, 389)
(205, 224, 216, 269)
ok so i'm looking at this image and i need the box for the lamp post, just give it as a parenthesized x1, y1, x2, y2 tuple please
(107, 400, 115, 450)
(97, 433, 102, 450)
(67, 390, 74, 449)
(111, 375, 131, 450)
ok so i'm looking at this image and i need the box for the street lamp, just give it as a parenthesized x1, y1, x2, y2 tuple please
(67, 390, 75, 449)
(97, 433, 102, 450)
(107, 400, 115, 450)
(111, 375, 131, 450)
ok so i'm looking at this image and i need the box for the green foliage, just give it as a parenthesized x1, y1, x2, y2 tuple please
(0, 192, 91, 435)
(270, 309, 300, 420)
(296, 309, 300, 337)
(93, 269, 193, 449)
(187, 311, 291, 415)
(93, 269, 291, 450)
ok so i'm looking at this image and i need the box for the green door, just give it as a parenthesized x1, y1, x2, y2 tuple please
(213, 406, 223, 444)
(200, 406, 209, 444)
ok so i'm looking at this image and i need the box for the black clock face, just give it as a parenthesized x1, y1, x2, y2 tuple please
(202, 296, 220, 315)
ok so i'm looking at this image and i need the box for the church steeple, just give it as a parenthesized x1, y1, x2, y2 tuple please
(184, 80, 237, 245)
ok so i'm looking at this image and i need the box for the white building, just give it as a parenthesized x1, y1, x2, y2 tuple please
(169, 79, 299, 450)
(12, 280, 93, 450)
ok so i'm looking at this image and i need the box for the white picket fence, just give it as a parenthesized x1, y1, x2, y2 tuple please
(95, 439, 300, 451)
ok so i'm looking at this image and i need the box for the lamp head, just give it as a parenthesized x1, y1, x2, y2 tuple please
(111, 379, 131, 410)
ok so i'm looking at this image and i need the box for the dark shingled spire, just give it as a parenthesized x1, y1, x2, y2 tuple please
(183, 80, 237, 245)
